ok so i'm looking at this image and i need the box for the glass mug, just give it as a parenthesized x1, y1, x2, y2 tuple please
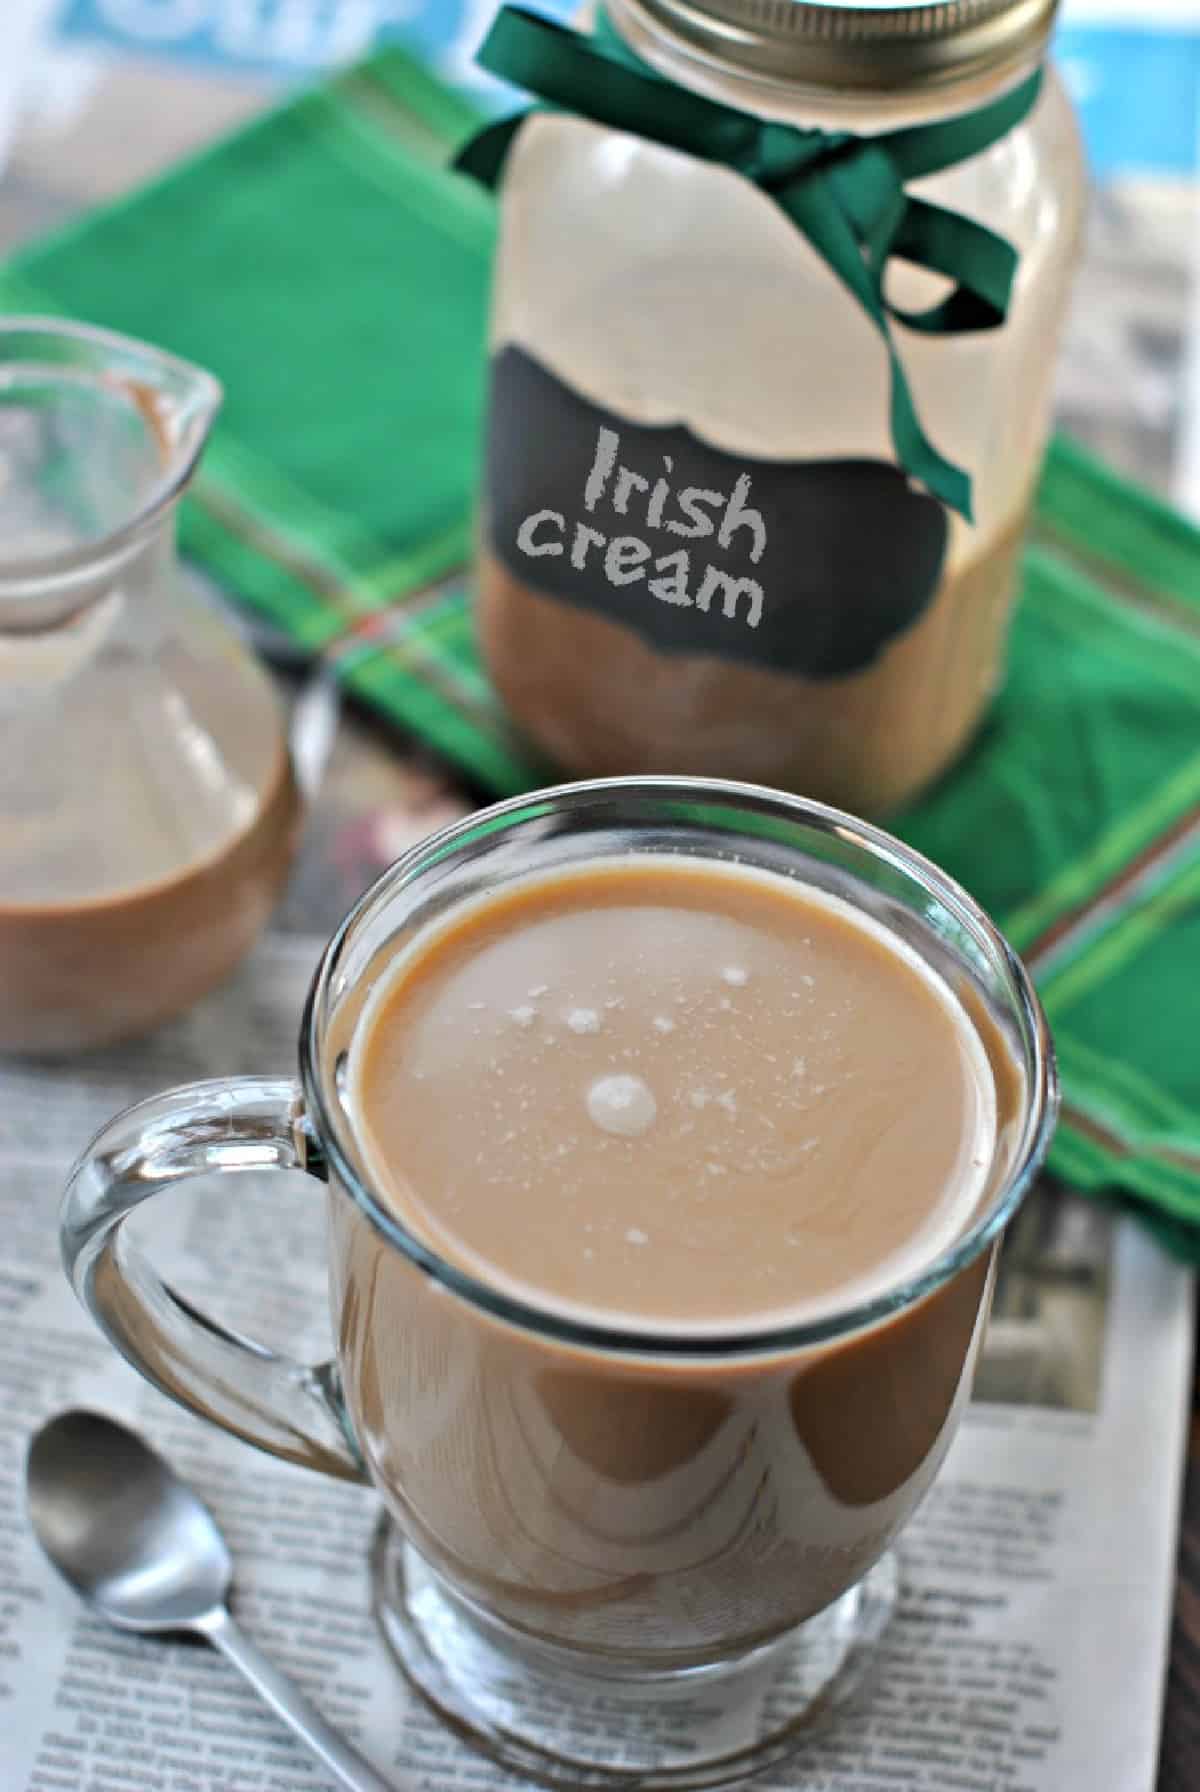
(62, 779, 1057, 1790)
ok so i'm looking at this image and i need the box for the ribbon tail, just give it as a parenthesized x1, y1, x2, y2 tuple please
(454, 112, 530, 189)
(886, 198, 1019, 334)
(777, 176, 974, 520)
(886, 347, 972, 521)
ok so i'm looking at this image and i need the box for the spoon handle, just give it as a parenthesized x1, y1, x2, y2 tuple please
(200, 1606, 399, 1792)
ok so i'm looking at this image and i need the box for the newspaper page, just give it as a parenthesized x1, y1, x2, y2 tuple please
(0, 933, 1191, 1792)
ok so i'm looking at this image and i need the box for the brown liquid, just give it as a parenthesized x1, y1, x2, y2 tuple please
(330, 858, 1020, 1661)
(478, 508, 1027, 816)
(0, 739, 299, 1055)
(353, 859, 996, 1327)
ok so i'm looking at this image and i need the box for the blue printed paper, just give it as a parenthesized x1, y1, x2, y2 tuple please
(54, 2, 1200, 177)
(1057, 25, 1200, 178)
(53, 0, 571, 91)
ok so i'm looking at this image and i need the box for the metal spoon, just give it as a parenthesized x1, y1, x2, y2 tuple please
(26, 1410, 397, 1792)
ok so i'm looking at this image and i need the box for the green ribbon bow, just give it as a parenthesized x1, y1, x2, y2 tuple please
(455, 7, 1044, 522)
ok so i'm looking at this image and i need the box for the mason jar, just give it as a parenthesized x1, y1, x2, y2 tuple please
(475, 0, 1085, 815)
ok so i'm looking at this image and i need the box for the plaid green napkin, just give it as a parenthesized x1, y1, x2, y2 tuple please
(4, 50, 1199, 1256)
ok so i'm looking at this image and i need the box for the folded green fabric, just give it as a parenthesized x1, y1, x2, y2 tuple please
(4, 49, 1198, 1255)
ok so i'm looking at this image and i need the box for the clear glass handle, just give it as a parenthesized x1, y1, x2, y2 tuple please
(61, 1076, 367, 1483)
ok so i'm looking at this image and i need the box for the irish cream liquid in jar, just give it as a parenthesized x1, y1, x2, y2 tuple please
(476, 0, 1085, 814)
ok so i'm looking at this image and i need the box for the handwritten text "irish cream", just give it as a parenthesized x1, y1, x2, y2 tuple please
(515, 427, 767, 629)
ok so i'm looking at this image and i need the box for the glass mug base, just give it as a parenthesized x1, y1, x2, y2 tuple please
(369, 1513, 899, 1789)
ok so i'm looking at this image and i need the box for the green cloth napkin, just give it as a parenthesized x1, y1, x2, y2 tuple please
(4, 49, 1199, 1257)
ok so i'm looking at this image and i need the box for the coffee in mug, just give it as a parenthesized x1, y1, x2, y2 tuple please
(338, 852, 1016, 1655)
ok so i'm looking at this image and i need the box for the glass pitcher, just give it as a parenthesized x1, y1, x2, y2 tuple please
(0, 318, 300, 1056)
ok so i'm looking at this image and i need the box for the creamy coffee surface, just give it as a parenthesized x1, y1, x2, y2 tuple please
(350, 857, 996, 1329)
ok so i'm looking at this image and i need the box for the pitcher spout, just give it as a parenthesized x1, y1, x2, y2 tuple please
(0, 317, 223, 637)
(120, 335, 223, 489)
(0, 317, 222, 615)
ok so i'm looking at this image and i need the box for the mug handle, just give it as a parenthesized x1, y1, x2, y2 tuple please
(61, 1076, 368, 1484)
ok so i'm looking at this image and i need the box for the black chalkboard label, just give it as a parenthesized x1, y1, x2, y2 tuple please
(485, 345, 949, 679)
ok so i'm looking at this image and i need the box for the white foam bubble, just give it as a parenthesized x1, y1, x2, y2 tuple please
(567, 1007, 601, 1035)
(587, 1074, 657, 1138)
(529, 984, 550, 998)
(653, 1015, 676, 1034)
(509, 1005, 536, 1028)
(722, 965, 749, 986)
(625, 1227, 649, 1246)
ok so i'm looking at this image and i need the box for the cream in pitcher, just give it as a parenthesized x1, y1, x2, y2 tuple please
(0, 319, 299, 1054)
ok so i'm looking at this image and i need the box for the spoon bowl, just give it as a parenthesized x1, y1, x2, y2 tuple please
(27, 1409, 231, 1630)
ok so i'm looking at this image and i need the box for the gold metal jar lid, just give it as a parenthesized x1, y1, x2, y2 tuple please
(615, 0, 1060, 91)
